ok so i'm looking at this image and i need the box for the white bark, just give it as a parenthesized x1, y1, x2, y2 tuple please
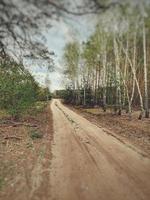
(143, 20, 149, 118)
(113, 36, 122, 114)
(102, 40, 107, 111)
(118, 39, 144, 119)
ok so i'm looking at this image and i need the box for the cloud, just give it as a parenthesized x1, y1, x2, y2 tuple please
(58, 19, 77, 42)
(29, 13, 98, 91)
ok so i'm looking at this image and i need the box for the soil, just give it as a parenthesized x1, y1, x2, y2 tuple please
(1, 100, 150, 200)
(0, 103, 53, 200)
(50, 100, 150, 200)
(67, 105, 150, 157)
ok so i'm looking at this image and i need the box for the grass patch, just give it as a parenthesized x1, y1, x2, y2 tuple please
(84, 107, 113, 115)
(26, 101, 48, 116)
(0, 109, 10, 120)
(29, 129, 43, 140)
(0, 177, 5, 190)
(26, 142, 33, 148)
(84, 108, 101, 115)
(0, 101, 48, 121)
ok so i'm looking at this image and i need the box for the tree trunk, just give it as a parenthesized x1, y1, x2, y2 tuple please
(102, 43, 107, 112)
(113, 36, 122, 115)
(143, 21, 149, 118)
(118, 39, 144, 119)
(122, 34, 128, 109)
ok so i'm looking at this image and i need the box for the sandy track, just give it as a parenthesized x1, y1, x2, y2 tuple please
(50, 99, 150, 200)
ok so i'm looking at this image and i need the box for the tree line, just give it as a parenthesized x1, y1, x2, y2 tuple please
(0, 56, 52, 119)
(62, 2, 150, 119)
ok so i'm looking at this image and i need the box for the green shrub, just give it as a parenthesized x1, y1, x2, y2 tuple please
(0, 177, 5, 190)
(29, 130, 43, 140)
(0, 58, 51, 119)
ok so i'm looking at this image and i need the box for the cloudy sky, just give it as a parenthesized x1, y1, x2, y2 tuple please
(31, 13, 98, 91)
(24, 0, 150, 92)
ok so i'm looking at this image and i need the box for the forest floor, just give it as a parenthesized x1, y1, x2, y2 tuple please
(0, 102, 53, 200)
(67, 105, 150, 157)
(1, 100, 150, 200)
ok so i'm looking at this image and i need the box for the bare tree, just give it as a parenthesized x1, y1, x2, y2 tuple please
(0, 0, 123, 56)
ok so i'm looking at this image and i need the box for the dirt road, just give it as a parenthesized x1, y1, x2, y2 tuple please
(50, 99, 150, 200)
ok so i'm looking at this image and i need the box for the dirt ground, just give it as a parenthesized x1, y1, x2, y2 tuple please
(0, 103, 53, 200)
(50, 99, 150, 200)
(67, 106, 150, 157)
(1, 100, 150, 200)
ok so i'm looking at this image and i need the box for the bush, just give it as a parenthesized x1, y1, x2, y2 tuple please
(0, 58, 51, 119)
(37, 87, 52, 101)
(29, 129, 43, 140)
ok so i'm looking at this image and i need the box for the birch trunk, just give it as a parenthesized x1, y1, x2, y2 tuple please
(113, 36, 122, 115)
(102, 43, 107, 112)
(118, 39, 144, 119)
(143, 21, 149, 118)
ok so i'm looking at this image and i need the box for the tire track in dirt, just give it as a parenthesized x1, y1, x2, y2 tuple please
(50, 99, 150, 200)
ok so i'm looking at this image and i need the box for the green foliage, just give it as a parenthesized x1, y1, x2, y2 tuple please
(62, 2, 150, 118)
(37, 87, 52, 101)
(27, 101, 47, 116)
(29, 129, 43, 140)
(26, 142, 33, 149)
(62, 89, 74, 104)
(80, 88, 93, 106)
(0, 177, 5, 190)
(54, 89, 71, 100)
(0, 59, 39, 118)
(0, 58, 51, 119)
(63, 41, 80, 82)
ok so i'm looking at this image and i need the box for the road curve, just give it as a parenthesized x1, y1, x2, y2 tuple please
(50, 99, 150, 200)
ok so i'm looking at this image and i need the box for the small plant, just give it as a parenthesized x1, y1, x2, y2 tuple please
(29, 129, 43, 140)
(26, 142, 33, 148)
(0, 177, 5, 190)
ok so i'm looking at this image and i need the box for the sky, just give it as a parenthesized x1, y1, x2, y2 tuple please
(28, 0, 147, 92)
(31, 13, 98, 92)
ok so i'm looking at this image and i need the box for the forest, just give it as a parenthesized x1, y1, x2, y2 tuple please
(62, 2, 150, 120)
(1, 1, 150, 199)
(0, 56, 52, 119)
